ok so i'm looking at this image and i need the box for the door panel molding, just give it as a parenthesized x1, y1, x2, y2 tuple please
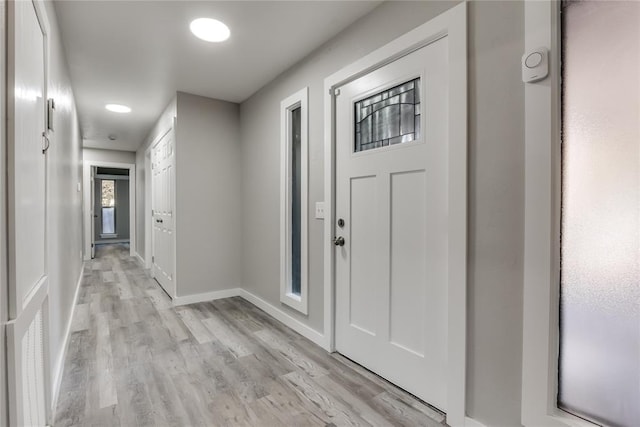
(323, 3, 467, 425)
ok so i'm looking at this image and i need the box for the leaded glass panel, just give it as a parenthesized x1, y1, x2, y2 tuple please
(354, 77, 421, 152)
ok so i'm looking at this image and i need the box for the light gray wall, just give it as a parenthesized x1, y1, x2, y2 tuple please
(135, 97, 176, 260)
(83, 147, 135, 164)
(175, 92, 242, 296)
(42, 0, 84, 405)
(135, 93, 242, 296)
(239, 2, 525, 426)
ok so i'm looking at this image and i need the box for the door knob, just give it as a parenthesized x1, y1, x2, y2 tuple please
(333, 236, 345, 246)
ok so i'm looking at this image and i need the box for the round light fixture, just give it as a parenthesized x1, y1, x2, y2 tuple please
(190, 18, 230, 42)
(105, 104, 131, 113)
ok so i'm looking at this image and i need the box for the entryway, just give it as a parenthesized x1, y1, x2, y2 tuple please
(92, 167, 131, 251)
(324, 4, 467, 423)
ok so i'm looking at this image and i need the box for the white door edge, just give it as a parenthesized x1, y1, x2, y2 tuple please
(322, 3, 467, 425)
(82, 160, 136, 260)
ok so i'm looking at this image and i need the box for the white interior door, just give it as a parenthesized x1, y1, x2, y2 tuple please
(6, 1, 50, 425)
(151, 129, 175, 297)
(335, 37, 449, 410)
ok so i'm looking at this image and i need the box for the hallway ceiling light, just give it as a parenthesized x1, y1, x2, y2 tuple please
(105, 104, 131, 113)
(190, 18, 230, 42)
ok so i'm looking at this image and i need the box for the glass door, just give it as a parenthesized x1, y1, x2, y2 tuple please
(559, 2, 640, 426)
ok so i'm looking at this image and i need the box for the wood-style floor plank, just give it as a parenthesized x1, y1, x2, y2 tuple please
(54, 243, 447, 426)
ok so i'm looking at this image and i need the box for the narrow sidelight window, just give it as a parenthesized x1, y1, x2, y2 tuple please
(280, 88, 308, 314)
(291, 106, 302, 296)
(101, 179, 116, 235)
(559, 2, 640, 426)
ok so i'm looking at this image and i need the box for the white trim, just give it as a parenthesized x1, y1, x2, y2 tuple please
(464, 417, 489, 427)
(50, 265, 83, 418)
(169, 287, 326, 348)
(83, 160, 136, 261)
(144, 149, 152, 269)
(0, 0, 7, 422)
(134, 252, 145, 267)
(172, 288, 241, 307)
(520, 2, 594, 427)
(323, 4, 467, 425)
(279, 87, 309, 315)
(146, 123, 177, 298)
(240, 289, 325, 348)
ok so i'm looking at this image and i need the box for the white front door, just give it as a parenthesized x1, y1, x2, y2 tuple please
(6, 1, 50, 425)
(335, 37, 449, 410)
(151, 129, 175, 297)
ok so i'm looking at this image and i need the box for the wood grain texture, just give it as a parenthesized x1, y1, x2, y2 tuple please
(54, 244, 447, 426)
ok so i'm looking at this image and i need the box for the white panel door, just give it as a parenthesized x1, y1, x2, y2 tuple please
(151, 129, 175, 297)
(6, 1, 50, 425)
(335, 37, 449, 410)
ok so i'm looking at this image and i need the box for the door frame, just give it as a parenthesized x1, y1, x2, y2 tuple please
(520, 2, 595, 427)
(0, 1, 8, 424)
(323, 3, 467, 425)
(144, 123, 176, 297)
(82, 160, 136, 260)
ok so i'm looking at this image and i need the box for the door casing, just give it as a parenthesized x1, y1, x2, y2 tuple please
(145, 123, 176, 297)
(82, 161, 136, 260)
(323, 3, 467, 425)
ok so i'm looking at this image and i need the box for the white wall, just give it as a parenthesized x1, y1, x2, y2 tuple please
(83, 147, 135, 164)
(239, 1, 525, 426)
(42, 0, 84, 411)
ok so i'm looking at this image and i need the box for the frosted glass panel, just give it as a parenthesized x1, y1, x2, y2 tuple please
(354, 78, 421, 152)
(559, 2, 640, 427)
(102, 207, 115, 234)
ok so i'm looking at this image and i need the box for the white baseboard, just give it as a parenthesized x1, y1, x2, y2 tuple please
(239, 289, 326, 349)
(134, 252, 145, 267)
(465, 416, 489, 427)
(51, 264, 84, 417)
(172, 288, 241, 306)
(170, 287, 326, 350)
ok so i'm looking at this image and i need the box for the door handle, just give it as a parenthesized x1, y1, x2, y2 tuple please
(333, 236, 345, 246)
(93, 215, 98, 218)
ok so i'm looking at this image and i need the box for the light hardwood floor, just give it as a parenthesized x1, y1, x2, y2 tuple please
(54, 244, 446, 426)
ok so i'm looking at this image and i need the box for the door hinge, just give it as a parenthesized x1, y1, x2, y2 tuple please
(152, 256, 155, 263)
(42, 132, 50, 154)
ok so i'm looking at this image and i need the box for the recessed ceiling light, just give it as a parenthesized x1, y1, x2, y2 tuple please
(190, 18, 230, 43)
(105, 104, 131, 113)
(108, 134, 117, 141)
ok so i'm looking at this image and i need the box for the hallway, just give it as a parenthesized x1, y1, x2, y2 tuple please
(54, 245, 446, 426)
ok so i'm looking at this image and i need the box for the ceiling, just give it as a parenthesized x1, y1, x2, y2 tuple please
(54, 1, 382, 152)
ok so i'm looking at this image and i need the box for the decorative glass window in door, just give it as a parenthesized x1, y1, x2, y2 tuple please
(354, 77, 421, 152)
(101, 179, 116, 234)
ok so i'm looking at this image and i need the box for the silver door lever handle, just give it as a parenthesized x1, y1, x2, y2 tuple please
(333, 236, 345, 246)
